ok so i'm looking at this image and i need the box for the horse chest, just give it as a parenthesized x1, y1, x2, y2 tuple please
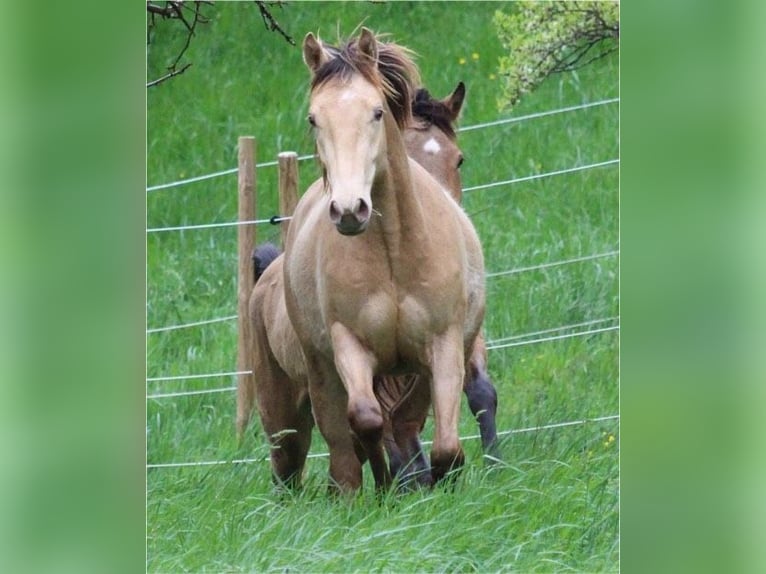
(327, 287, 433, 366)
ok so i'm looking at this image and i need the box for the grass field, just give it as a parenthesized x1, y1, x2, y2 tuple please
(147, 2, 619, 571)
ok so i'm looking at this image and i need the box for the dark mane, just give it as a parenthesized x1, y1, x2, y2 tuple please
(412, 89, 457, 139)
(311, 35, 420, 129)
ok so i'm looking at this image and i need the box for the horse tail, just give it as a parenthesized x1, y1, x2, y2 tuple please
(252, 242, 281, 283)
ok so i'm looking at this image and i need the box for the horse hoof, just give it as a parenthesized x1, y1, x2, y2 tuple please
(431, 448, 465, 484)
(483, 441, 502, 466)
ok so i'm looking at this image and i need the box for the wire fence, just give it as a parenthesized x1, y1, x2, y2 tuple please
(147, 97, 619, 470)
(485, 250, 618, 279)
(463, 159, 618, 194)
(146, 314, 238, 334)
(147, 218, 278, 234)
(148, 386, 237, 399)
(146, 369, 252, 383)
(146, 249, 619, 334)
(146, 414, 619, 469)
(146, 158, 618, 234)
(146, 317, 619, 392)
(485, 316, 618, 347)
(146, 98, 619, 193)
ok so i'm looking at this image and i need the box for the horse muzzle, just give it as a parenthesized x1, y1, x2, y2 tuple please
(329, 198, 370, 236)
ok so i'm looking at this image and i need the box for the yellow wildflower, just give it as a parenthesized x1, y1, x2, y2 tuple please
(458, 57, 466, 65)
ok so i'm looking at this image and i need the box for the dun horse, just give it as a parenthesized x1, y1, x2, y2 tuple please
(239, 32, 493, 491)
(282, 28, 485, 492)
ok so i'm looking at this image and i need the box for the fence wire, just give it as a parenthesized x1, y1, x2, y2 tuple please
(146, 319, 619, 390)
(146, 414, 619, 469)
(146, 98, 619, 193)
(146, 158, 618, 234)
(147, 370, 251, 383)
(147, 249, 619, 334)
(463, 159, 618, 194)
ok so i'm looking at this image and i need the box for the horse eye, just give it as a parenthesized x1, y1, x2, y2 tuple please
(457, 155, 465, 169)
(373, 108, 384, 121)
(307, 114, 316, 127)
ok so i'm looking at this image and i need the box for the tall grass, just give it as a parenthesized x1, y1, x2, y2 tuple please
(147, 2, 618, 571)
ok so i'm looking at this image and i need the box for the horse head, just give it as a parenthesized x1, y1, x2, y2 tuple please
(303, 28, 417, 236)
(405, 82, 466, 202)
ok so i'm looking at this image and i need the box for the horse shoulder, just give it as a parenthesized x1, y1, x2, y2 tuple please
(403, 161, 486, 337)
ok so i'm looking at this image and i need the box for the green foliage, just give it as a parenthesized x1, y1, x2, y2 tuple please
(495, 1, 619, 109)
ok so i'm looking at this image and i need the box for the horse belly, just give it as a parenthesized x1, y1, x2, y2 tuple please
(268, 298, 308, 383)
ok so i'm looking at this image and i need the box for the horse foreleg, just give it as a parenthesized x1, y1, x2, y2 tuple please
(388, 375, 432, 489)
(464, 335, 500, 461)
(331, 323, 391, 492)
(429, 328, 466, 484)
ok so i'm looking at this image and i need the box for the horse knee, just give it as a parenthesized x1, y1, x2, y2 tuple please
(348, 400, 384, 443)
(465, 369, 498, 418)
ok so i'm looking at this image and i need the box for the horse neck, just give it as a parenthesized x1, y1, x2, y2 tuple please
(372, 111, 428, 258)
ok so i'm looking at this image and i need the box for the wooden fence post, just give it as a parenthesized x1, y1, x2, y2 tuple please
(236, 136, 256, 437)
(277, 151, 299, 247)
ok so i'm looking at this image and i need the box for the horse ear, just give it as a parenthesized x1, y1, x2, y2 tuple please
(358, 27, 378, 62)
(444, 81, 466, 121)
(303, 32, 325, 73)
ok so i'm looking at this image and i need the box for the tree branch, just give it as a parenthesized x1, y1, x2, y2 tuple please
(255, 1, 295, 45)
(168, 2, 203, 70)
(147, 3, 176, 17)
(147, 2, 212, 88)
(146, 63, 193, 88)
(148, 1, 294, 88)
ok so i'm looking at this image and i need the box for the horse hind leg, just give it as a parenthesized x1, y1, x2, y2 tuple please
(255, 360, 313, 489)
(375, 375, 405, 477)
(378, 374, 432, 490)
(464, 337, 500, 461)
(268, 394, 313, 490)
(249, 302, 313, 488)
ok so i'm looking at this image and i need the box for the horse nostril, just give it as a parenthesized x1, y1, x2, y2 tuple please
(329, 200, 342, 223)
(355, 198, 370, 222)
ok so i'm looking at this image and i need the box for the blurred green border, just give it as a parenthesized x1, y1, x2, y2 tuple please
(621, 1, 765, 573)
(1, 2, 145, 573)
(1, 1, 764, 573)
